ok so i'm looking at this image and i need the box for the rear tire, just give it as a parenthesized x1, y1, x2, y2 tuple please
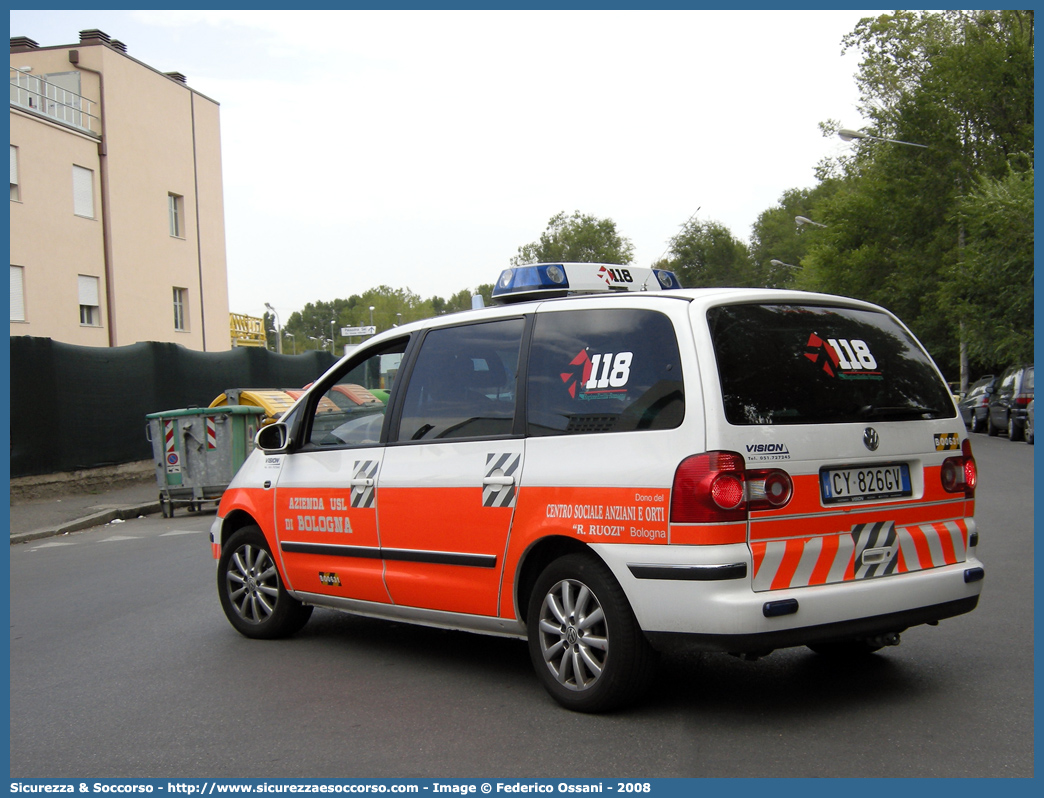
(527, 553, 656, 713)
(1008, 415, 1024, 442)
(987, 413, 1000, 436)
(218, 525, 312, 639)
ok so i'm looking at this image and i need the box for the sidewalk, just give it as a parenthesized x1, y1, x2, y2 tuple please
(9, 464, 163, 544)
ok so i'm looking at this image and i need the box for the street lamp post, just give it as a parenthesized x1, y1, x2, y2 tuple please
(795, 216, 827, 229)
(838, 128, 929, 149)
(330, 319, 336, 354)
(369, 306, 375, 328)
(395, 312, 402, 327)
(264, 303, 282, 354)
(284, 331, 296, 355)
(770, 259, 800, 270)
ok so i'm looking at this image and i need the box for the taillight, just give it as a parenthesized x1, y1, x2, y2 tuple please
(1014, 395, 1032, 408)
(670, 452, 793, 523)
(710, 470, 745, 511)
(941, 438, 977, 497)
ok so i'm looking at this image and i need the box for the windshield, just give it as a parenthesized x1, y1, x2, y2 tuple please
(707, 303, 956, 425)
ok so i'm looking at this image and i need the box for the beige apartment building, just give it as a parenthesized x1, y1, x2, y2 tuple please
(10, 29, 230, 350)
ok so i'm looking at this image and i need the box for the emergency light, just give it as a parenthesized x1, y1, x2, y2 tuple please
(491, 263, 682, 304)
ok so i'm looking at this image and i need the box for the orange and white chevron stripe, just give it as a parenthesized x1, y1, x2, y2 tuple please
(751, 519, 968, 592)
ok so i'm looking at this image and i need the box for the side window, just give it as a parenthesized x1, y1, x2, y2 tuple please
(1000, 370, 1017, 395)
(396, 318, 524, 442)
(306, 339, 407, 448)
(527, 308, 684, 436)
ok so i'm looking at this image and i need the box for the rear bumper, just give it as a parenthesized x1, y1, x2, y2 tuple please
(593, 542, 984, 653)
(645, 595, 979, 654)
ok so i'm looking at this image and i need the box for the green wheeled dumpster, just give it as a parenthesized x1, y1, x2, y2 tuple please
(145, 405, 265, 517)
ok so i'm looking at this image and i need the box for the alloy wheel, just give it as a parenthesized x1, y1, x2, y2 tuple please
(536, 577, 609, 692)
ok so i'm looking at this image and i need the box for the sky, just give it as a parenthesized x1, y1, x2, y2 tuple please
(9, 8, 881, 323)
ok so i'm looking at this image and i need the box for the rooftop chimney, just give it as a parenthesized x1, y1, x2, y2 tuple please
(110, 39, 127, 53)
(164, 71, 187, 84)
(79, 29, 112, 46)
(10, 36, 40, 53)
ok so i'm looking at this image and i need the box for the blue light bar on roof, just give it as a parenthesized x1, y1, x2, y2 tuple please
(492, 264, 570, 302)
(491, 262, 683, 304)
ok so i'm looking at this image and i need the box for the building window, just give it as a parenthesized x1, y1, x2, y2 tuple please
(73, 165, 94, 218)
(173, 287, 188, 331)
(78, 274, 101, 326)
(168, 193, 184, 237)
(11, 145, 20, 201)
(11, 265, 25, 321)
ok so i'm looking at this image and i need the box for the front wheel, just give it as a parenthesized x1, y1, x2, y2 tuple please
(527, 554, 656, 713)
(217, 525, 312, 639)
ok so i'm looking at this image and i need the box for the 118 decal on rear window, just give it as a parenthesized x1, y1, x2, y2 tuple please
(829, 338, 878, 371)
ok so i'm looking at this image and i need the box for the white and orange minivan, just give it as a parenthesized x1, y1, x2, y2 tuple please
(211, 264, 983, 712)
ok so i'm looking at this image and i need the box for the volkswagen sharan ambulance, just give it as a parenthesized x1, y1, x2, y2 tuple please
(211, 263, 983, 712)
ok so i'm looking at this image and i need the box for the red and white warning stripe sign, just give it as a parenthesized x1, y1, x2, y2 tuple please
(206, 417, 217, 449)
(164, 419, 181, 474)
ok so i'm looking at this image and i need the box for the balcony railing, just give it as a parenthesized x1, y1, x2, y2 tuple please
(10, 68, 100, 136)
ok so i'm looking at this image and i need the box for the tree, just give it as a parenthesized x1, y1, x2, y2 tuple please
(655, 217, 753, 288)
(748, 184, 840, 288)
(947, 166, 1034, 365)
(512, 211, 634, 266)
(434, 284, 496, 314)
(804, 10, 1034, 382)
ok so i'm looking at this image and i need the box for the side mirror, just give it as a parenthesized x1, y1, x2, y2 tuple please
(256, 421, 289, 452)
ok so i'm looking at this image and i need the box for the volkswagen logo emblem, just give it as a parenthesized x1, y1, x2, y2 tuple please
(863, 427, 880, 451)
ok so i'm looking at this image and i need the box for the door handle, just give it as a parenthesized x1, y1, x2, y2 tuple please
(350, 478, 374, 488)
(861, 547, 892, 566)
(483, 475, 515, 487)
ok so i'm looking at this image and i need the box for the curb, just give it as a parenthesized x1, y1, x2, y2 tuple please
(10, 501, 161, 545)
(10, 461, 154, 504)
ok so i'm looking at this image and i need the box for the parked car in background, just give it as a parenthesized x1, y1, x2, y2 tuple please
(1025, 399, 1034, 445)
(987, 364, 1034, 441)
(958, 375, 996, 433)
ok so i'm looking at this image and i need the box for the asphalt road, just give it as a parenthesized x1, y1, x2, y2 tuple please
(8, 433, 1034, 778)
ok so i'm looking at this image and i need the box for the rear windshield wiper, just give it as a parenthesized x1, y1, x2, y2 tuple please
(859, 405, 939, 420)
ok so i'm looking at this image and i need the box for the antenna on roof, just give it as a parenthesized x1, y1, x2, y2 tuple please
(658, 206, 700, 264)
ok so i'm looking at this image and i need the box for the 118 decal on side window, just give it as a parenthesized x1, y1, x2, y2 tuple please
(586, 352, 633, 390)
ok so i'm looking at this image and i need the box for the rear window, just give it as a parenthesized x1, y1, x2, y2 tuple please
(707, 303, 956, 425)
